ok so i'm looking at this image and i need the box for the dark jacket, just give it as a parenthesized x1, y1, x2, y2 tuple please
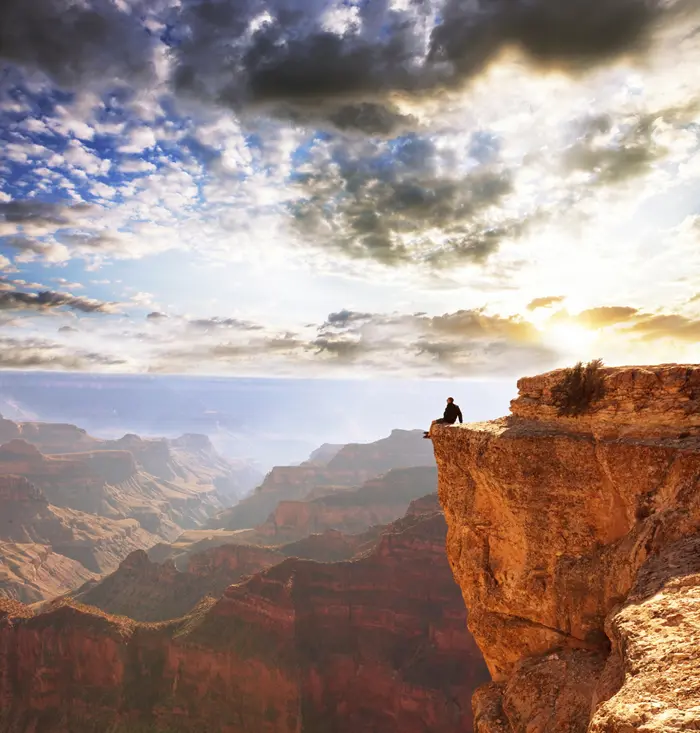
(443, 402, 463, 424)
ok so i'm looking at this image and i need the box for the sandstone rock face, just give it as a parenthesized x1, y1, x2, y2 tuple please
(69, 544, 285, 621)
(433, 364, 700, 733)
(0, 505, 489, 733)
(255, 466, 438, 543)
(214, 429, 435, 530)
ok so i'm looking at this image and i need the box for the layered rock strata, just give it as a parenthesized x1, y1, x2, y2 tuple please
(0, 501, 489, 733)
(214, 429, 435, 530)
(433, 364, 700, 733)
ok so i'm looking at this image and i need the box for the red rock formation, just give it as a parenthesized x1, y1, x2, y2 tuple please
(66, 544, 285, 622)
(0, 506, 489, 733)
(215, 429, 435, 530)
(255, 466, 438, 543)
(433, 364, 700, 733)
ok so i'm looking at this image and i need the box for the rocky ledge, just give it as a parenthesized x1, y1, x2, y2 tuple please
(433, 364, 700, 733)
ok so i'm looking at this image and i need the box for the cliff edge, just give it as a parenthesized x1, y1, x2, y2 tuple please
(433, 364, 700, 733)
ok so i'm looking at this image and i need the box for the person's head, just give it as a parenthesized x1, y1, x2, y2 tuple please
(446, 397, 454, 404)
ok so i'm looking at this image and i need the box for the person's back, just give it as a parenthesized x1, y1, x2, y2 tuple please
(424, 397, 463, 438)
(443, 400, 462, 424)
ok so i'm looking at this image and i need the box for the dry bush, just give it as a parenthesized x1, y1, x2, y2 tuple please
(552, 359, 606, 416)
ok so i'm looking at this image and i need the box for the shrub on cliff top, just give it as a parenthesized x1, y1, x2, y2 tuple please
(552, 359, 606, 416)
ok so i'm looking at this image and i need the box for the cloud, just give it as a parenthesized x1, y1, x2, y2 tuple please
(0, 200, 91, 237)
(527, 295, 566, 311)
(171, 0, 682, 133)
(0, 289, 117, 314)
(624, 313, 700, 342)
(0, 336, 125, 370)
(573, 306, 640, 328)
(561, 106, 699, 186)
(0, 0, 160, 90)
(290, 135, 521, 267)
(322, 309, 374, 329)
(187, 317, 264, 331)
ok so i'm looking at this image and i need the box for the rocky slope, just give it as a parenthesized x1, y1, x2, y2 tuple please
(0, 543, 97, 604)
(0, 413, 258, 509)
(67, 544, 285, 622)
(0, 499, 489, 733)
(213, 429, 435, 530)
(254, 465, 438, 543)
(0, 475, 157, 598)
(433, 364, 700, 733)
(0, 437, 222, 538)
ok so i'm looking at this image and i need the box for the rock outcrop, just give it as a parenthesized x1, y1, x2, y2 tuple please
(433, 364, 700, 733)
(0, 502, 489, 733)
(213, 429, 435, 530)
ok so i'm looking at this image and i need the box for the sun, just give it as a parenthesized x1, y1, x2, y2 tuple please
(545, 323, 599, 359)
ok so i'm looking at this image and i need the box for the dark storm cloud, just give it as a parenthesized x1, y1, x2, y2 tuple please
(527, 295, 566, 311)
(0, 0, 158, 89)
(291, 136, 517, 266)
(171, 0, 682, 133)
(0, 0, 688, 135)
(0, 290, 116, 313)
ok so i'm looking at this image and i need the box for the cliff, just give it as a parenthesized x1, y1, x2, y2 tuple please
(254, 466, 438, 543)
(0, 502, 489, 733)
(433, 364, 700, 733)
(213, 429, 435, 530)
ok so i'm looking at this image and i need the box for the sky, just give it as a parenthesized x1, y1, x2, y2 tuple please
(1, 0, 700, 379)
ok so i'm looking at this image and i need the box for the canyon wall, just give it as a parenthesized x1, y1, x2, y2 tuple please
(0, 501, 489, 733)
(433, 364, 700, 733)
(214, 429, 435, 530)
(253, 466, 438, 543)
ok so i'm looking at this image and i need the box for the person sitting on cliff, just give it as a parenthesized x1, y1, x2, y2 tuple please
(424, 398, 463, 438)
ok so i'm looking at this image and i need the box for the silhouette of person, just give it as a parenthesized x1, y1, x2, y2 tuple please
(424, 397, 463, 439)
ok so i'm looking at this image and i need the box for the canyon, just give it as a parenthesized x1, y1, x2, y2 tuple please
(0, 415, 256, 602)
(433, 364, 700, 732)
(0, 497, 490, 733)
(5, 364, 700, 732)
(212, 429, 435, 530)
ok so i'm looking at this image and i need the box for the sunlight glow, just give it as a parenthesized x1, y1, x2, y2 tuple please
(544, 323, 600, 359)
